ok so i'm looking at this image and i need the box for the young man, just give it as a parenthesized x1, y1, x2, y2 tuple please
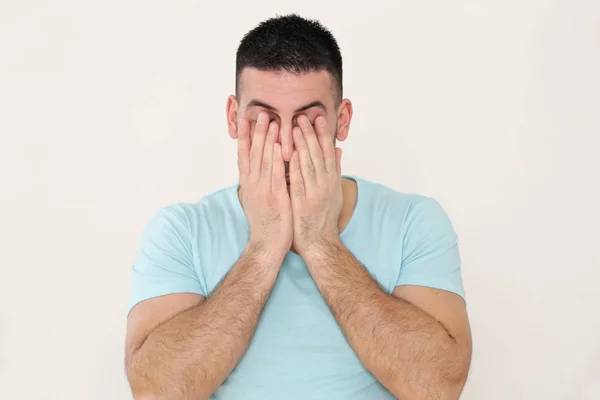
(125, 14, 472, 400)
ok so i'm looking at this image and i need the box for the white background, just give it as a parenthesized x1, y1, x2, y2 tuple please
(1, 1, 599, 399)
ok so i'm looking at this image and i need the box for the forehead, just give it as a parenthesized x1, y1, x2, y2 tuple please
(238, 68, 335, 109)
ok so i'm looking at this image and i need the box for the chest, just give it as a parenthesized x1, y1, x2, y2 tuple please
(231, 256, 368, 387)
(194, 217, 400, 397)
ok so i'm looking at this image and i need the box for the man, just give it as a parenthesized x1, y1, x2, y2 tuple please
(125, 14, 472, 400)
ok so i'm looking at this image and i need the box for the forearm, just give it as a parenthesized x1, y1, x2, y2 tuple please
(304, 239, 468, 400)
(127, 242, 282, 400)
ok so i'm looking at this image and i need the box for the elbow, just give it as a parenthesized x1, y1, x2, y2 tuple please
(126, 353, 210, 400)
(437, 357, 471, 400)
(126, 369, 168, 400)
(389, 378, 466, 400)
(432, 354, 470, 400)
(132, 394, 159, 400)
(128, 375, 167, 400)
(434, 338, 472, 400)
(130, 386, 209, 400)
(128, 379, 157, 400)
(439, 374, 469, 400)
(125, 351, 156, 400)
(126, 372, 154, 400)
(388, 358, 470, 400)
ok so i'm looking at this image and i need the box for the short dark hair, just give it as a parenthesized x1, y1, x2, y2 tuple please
(235, 14, 343, 103)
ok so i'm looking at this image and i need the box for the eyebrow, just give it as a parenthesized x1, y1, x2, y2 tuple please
(246, 99, 327, 113)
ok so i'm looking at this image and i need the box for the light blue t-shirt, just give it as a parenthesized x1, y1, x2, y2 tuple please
(128, 175, 465, 399)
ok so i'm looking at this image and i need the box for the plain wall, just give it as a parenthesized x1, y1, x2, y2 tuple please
(1, 1, 599, 399)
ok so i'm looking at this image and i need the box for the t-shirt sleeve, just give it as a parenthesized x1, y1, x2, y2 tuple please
(396, 197, 465, 300)
(128, 206, 205, 314)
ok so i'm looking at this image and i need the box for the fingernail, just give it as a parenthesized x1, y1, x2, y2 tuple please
(258, 112, 266, 124)
(239, 118, 246, 129)
(318, 117, 326, 127)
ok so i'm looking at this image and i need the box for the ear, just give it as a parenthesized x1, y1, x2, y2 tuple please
(226, 95, 239, 139)
(336, 98, 353, 142)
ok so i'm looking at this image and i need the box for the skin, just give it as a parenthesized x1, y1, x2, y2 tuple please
(226, 68, 352, 163)
(125, 112, 292, 399)
(125, 67, 472, 400)
(287, 113, 472, 399)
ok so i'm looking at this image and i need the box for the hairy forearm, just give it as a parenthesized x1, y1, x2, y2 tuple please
(127, 243, 282, 400)
(304, 239, 469, 400)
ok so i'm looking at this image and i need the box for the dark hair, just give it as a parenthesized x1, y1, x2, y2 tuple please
(235, 14, 343, 103)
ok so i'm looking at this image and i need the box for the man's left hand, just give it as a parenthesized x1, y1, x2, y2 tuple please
(289, 115, 343, 257)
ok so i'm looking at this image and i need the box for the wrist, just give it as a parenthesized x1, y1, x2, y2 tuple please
(298, 235, 343, 262)
(245, 239, 288, 268)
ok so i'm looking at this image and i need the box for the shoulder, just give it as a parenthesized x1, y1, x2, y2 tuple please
(353, 176, 443, 217)
(149, 183, 241, 232)
(352, 176, 456, 238)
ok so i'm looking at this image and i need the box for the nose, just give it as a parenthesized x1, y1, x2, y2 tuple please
(278, 121, 294, 162)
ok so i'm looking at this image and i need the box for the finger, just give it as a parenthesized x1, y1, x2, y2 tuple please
(249, 121, 257, 148)
(272, 142, 286, 194)
(250, 112, 269, 178)
(336, 147, 342, 175)
(237, 118, 250, 179)
(315, 116, 336, 174)
(289, 150, 305, 198)
(292, 126, 316, 189)
(281, 125, 293, 161)
(298, 115, 326, 179)
(260, 121, 277, 187)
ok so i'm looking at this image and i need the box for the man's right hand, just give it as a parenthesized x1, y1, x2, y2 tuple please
(237, 111, 293, 261)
